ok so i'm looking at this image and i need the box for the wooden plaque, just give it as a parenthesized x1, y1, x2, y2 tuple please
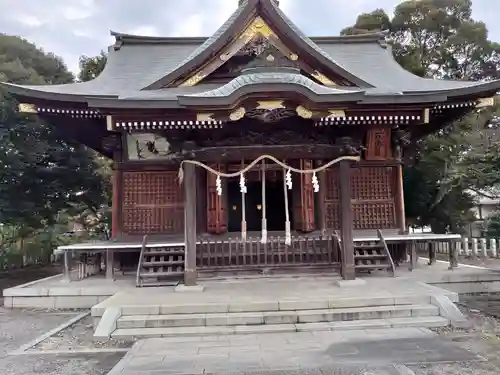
(365, 128, 392, 160)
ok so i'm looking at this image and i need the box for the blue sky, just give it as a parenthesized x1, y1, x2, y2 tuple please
(0, 0, 498, 74)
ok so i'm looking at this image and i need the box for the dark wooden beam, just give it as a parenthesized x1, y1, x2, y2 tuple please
(339, 160, 355, 280)
(188, 144, 353, 162)
(183, 162, 198, 286)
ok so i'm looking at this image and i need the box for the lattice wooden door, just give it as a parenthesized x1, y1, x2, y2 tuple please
(207, 163, 227, 234)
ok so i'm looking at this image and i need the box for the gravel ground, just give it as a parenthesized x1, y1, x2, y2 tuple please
(32, 315, 134, 351)
(409, 303, 500, 375)
(0, 307, 124, 375)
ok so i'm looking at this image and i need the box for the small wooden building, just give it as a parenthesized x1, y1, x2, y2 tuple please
(3, 0, 499, 284)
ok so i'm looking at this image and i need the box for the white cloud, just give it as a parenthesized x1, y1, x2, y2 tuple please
(15, 14, 44, 27)
(130, 26, 160, 37)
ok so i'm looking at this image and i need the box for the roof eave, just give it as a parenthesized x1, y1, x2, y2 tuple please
(0, 82, 117, 103)
(361, 93, 449, 105)
(86, 97, 181, 109)
(403, 80, 500, 98)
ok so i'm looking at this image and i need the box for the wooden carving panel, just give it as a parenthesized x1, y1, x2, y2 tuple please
(350, 166, 396, 229)
(324, 167, 340, 229)
(207, 164, 227, 234)
(122, 171, 184, 234)
(365, 128, 392, 161)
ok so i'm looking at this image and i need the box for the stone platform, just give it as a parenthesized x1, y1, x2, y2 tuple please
(2, 273, 136, 309)
(4, 258, 500, 310)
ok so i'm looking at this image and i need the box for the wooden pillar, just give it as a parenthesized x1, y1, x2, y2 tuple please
(448, 240, 458, 269)
(339, 160, 355, 280)
(106, 248, 115, 280)
(108, 153, 122, 281)
(111, 168, 122, 238)
(394, 165, 406, 233)
(63, 251, 71, 282)
(184, 163, 198, 286)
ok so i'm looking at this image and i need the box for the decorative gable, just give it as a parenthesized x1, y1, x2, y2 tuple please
(177, 17, 353, 88)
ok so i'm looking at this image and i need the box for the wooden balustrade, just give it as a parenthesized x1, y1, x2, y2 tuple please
(196, 234, 341, 271)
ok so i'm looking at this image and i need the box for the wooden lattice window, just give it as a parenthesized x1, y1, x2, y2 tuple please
(122, 171, 184, 234)
(350, 166, 396, 229)
(324, 166, 340, 229)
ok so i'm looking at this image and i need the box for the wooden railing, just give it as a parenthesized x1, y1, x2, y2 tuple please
(377, 229, 396, 277)
(196, 234, 341, 271)
(427, 237, 500, 259)
(135, 235, 148, 287)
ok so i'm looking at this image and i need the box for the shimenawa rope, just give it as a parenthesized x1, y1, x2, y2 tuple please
(177, 154, 360, 183)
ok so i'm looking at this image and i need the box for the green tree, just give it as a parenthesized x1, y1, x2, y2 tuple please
(78, 51, 107, 82)
(77, 52, 112, 238)
(342, 0, 500, 232)
(0, 35, 108, 238)
(485, 211, 500, 238)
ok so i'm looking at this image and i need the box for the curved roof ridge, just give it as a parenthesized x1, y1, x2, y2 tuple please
(110, 32, 206, 47)
(311, 32, 388, 45)
(108, 31, 386, 46)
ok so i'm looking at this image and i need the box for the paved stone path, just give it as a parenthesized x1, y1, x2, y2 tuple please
(108, 328, 480, 375)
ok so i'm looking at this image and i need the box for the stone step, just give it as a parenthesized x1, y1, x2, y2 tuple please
(111, 316, 449, 339)
(93, 295, 434, 317)
(116, 304, 439, 329)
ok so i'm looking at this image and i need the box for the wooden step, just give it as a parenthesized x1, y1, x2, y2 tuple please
(136, 236, 186, 287)
(140, 271, 184, 278)
(355, 253, 387, 259)
(143, 250, 185, 256)
(142, 261, 185, 267)
(355, 244, 384, 250)
(355, 263, 390, 270)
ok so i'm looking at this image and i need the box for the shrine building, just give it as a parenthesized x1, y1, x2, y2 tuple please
(3, 0, 499, 286)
